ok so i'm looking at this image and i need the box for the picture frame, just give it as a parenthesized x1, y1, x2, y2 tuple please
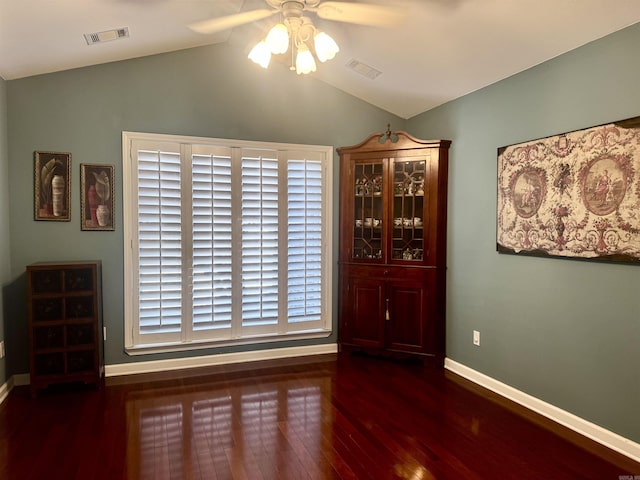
(34, 151, 71, 221)
(80, 164, 115, 231)
(497, 116, 640, 264)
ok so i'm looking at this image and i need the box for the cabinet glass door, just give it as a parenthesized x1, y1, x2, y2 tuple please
(352, 161, 384, 260)
(391, 159, 426, 261)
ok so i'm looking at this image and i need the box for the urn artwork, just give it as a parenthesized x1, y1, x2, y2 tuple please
(34, 151, 71, 221)
(81, 164, 114, 231)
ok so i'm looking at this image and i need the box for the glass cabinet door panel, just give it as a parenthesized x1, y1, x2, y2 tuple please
(392, 159, 426, 261)
(353, 162, 383, 260)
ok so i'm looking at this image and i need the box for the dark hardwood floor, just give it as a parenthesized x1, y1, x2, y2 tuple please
(0, 352, 638, 479)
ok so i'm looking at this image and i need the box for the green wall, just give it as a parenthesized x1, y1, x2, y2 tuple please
(6, 42, 404, 373)
(0, 77, 9, 384)
(408, 23, 640, 442)
(5, 21, 639, 446)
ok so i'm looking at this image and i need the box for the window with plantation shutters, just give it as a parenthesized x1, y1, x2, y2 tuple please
(123, 133, 332, 353)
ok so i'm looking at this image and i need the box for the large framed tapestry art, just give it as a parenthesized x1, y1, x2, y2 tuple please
(497, 116, 640, 263)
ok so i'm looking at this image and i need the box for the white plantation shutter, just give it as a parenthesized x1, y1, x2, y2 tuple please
(135, 144, 183, 344)
(287, 156, 323, 329)
(124, 133, 332, 352)
(191, 147, 233, 338)
(241, 150, 279, 331)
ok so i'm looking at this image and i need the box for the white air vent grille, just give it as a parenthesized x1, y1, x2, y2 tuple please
(84, 27, 130, 45)
(346, 59, 382, 80)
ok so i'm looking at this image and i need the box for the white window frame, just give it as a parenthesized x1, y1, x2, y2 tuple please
(122, 131, 333, 354)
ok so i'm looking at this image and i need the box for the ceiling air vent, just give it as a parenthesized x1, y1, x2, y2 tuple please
(346, 59, 382, 80)
(84, 27, 130, 45)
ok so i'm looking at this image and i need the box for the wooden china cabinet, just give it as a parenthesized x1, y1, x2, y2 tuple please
(337, 129, 450, 366)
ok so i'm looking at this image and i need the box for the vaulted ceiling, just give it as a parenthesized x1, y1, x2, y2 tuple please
(1, 0, 639, 118)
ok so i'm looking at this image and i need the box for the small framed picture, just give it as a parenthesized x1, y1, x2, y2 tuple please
(80, 164, 114, 231)
(34, 151, 71, 221)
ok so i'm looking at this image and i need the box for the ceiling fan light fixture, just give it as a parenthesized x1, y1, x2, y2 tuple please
(265, 23, 289, 54)
(248, 40, 272, 68)
(190, 0, 406, 75)
(296, 43, 317, 75)
(314, 31, 339, 63)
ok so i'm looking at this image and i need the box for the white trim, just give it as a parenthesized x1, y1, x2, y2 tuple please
(0, 376, 13, 405)
(445, 358, 640, 463)
(122, 131, 334, 352)
(106, 343, 338, 377)
(122, 131, 333, 153)
(125, 329, 332, 355)
(0, 374, 30, 406)
(13, 374, 30, 386)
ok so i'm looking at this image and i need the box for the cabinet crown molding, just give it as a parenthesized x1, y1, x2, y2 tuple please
(337, 130, 451, 154)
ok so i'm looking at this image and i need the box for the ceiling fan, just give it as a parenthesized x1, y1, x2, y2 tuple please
(188, 1, 407, 74)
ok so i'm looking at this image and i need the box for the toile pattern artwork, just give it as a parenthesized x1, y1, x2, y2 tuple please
(497, 117, 640, 263)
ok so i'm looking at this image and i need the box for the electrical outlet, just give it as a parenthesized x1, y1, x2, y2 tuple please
(0, 341, 5, 358)
(473, 330, 480, 346)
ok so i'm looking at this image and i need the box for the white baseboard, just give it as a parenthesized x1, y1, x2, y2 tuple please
(0, 376, 13, 405)
(0, 345, 337, 405)
(13, 374, 30, 386)
(445, 358, 640, 464)
(105, 343, 338, 377)
(0, 374, 31, 406)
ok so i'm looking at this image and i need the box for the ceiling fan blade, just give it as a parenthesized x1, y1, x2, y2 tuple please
(315, 2, 406, 27)
(188, 9, 277, 34)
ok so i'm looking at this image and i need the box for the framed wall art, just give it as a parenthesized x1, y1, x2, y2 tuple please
(80, 164, 114, 231)
(34, 151, 71, 221)
(497, 116, 640, 263)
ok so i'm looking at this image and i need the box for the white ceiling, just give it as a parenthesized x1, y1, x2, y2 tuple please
(1, 0, 639, 119)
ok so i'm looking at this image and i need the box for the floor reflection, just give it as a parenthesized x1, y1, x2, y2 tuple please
(126, 375, 329, 479)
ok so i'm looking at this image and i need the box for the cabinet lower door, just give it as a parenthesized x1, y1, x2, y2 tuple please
(346, 277, 385, 349)
(386, 280, 431, 354)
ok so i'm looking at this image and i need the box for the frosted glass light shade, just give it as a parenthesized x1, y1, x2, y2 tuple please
(248, 41, 271, 68)
(265, 23, 289, 54)
(314, 31, 339, 62)
(295, 44, 317, 75)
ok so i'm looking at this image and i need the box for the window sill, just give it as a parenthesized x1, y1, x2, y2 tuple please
(125, 329, 333, 356)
